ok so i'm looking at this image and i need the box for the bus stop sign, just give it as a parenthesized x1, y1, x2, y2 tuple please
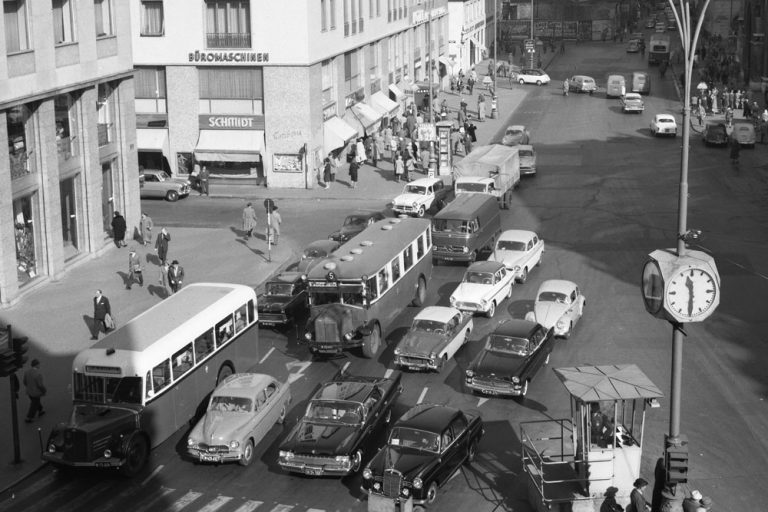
(524, 39, 535, 53)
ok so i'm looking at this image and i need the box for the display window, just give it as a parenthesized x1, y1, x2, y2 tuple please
(55, 93, 79, 161)
(13, 194, 39, 284)
(7, 104, 35, 179)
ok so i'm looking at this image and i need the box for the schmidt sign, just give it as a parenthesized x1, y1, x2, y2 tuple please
(199, 115, 264, 130)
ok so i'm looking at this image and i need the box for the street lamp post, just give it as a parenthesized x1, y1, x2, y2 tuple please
(491, 0, 498, 118)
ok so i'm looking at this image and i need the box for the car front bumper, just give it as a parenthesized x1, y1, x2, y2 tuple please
(43, 451, 126, 469)
(188, 448, 243, 464)
(394, 354, 439, 371)
(279, 458, 352, 476)
(465, 378, 523, 396)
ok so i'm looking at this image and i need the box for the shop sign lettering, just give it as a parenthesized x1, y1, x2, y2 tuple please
(199, 115, 263, 130)
(188, 51, 269, 63)
(272, 129, 304, 141)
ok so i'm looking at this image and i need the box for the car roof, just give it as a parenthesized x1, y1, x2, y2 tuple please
(506, 125, 526, 130)
(304, 239, 339, 251)
(518, 144, 534, 151)
(314, 375, 389, 403)
(655, 114, 675, 120)
(414, 306, 461, 323)
(467, 260, 505, 273)
(538, 279, 577, 294)
(396, 404, 461, 432)
(270, 271, 304, 284)
(407, 177, 443, 186)
(215, 373, 276, 397)
(493, 319, 540, 337)
(498, 229, 537, 242)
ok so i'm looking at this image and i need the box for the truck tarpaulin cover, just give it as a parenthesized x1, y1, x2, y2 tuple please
(453, 144, 520, 189)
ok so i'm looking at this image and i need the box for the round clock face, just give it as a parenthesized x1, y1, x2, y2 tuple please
(666, 268, 718, 320)
(641, 260, 664, 315)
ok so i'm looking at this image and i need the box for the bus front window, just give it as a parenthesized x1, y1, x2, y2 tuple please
(73, 373, 141, 404)
(341, 292, 365, 306)
(310, 290, 341, 306)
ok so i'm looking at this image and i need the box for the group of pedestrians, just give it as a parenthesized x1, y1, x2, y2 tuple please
(242, 202, 282, 245)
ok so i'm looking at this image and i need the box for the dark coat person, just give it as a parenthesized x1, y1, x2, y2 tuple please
(111, 211, 127, 247)
(168, 260, 185, 294)
(627, 478, 650, 512)
(92, 290, 112, 339)
(349, 160, 359, 188)
(155, 228, 171, 265)
(23, 359, 46, 422)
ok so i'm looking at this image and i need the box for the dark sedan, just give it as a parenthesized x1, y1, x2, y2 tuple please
(329, 211, 386, 243)
(702, 122, 729, 147)
(257, 272, 308, 327)
(465, 319, 554, 397)
(362, 404, 484, 508)
(278, 372, 402, 476)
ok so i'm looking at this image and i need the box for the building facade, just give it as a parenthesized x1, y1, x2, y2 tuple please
(0, 0, 138, 305)
(448, 0, 487, 75)
(129, 0, 449, 189)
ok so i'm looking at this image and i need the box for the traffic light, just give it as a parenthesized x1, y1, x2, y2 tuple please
(12, 336, 28, 369)
(0, 349, 16, 377)
(665, 434, 689, 485)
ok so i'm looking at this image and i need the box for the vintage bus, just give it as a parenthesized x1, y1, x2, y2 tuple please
(43, 283, 259, 476)
(648, 33, 671, 65)
(303, 217, 432, 358)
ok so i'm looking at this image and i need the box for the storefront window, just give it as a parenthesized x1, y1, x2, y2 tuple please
(198, 67, 263, 114)
(7, 104, 35, 179)
(97, 82, 115, 146)
(13, 194, 39, 284)
(55, 93, 78, 161)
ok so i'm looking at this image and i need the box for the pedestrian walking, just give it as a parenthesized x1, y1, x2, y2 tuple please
(394, 152, 405, 181)
(730, 135, 741, 164)
(389, 135, 399, 161)
(477, 93, 486, 121)
(349, 159, 359, 188)
(697, 103, 706, 126)
(600, 487, 624, 512)
(465, 122, 478, 143)
(127, 247, 144, 289)
(467, 76, 475, 94)
(91, 289, 112, 339)
(451, 128, 463, 155)
(457, 101, 468, 126)
(158, 261, 170, 297)
(23, 359, 46, 423)
(627, 478, 651, 512)
(168, 260, 185, 294)
(563, 78, 570, 96)
(111, 211, 127, 248)
(140, 212, 153, 246)
(154, 227, 171, 265)
(420, 145, 430, 173)
(269, 206, 282, 245)
(242, 202, 258, 238)
(321, 157, 331, 188)
(683, 491, 703, 512)
(198, 165, 210, 196)
(463, 127, 473, 155)
(404, 153, 415, 182)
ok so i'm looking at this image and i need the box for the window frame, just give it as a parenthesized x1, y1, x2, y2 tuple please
(94, 0, 114, 38)
(52, 0, 77, 45)
(4, 0, 31, 54)
(140, 0, 165, 37)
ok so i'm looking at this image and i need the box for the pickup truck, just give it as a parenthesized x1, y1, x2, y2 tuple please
(453, 145, 521, 210)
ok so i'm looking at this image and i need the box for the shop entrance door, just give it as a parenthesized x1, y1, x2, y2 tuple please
(60, 176, 80, 259)
(101, 161, 114, 235)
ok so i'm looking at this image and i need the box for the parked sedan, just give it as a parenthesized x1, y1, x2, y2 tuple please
(257, 272, 308, 327)
(465, 319, 554, 397)
(702, 121, 729, 146)
(391, 177, 453, 217)
(186, 373, 291, 466)
(278, 372, 402, 476)
(449, 261, 515, 318)
(621, 92, 645, 113)
(518, 145, 537, 176)
(501, 125, 531, 146)
(568, 75, 598, 95)
(394, 306, 473, 372)
(329, 211, 386, 243)
(515, 68, 550, 86)
(297, 239, 340, 273)
(650, 114, 678, 137)
(731, 121, 756, 147)
(525, 280, 586, 338)
(139, 170, 191, 202)
(487, 229, 544, 283)
(361, 404, 484, 508)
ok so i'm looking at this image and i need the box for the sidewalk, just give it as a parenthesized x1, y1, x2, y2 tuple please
(0, 227, 298, 493)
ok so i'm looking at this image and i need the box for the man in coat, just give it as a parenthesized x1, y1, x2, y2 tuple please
(92, 289, 112, 339)
(140, 212, 153, 246)
(242, 203, 258, 239)
(155, 227, 171, 265)
(23, 359, 46, 423)
(127, 247, 143, 289)
(168, 260, 185, 294)
(111, 211, 127, 248)
(198, 165, 210, 196)
(269, 206, 282, 245)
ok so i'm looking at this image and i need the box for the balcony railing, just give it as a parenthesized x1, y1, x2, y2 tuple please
(206, 32, 252, 49)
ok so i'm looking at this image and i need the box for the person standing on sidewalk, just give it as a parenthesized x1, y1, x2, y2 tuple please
(198, 165, 210, 196)
(155, 227, 171, 265)
(23, 359, 46, 423)
(404, 152, 415, 182)
(374, 132, 385, 166)
(477, 93, 486, 122)
(127, 247, 144, 289)
(563, 78, 570, 96)
(158, 261, 170, 297)
(242, 202, 258, 238)
(349, 159, 360, 188)
(111, 211, 127, 248)
(140, 212, 153, 246)
(168, 260, 185, 294)
(321, 158, 331, 188)
(269, 206, 282, 245)
(92, 289, 112, 339)
(394, 152, 405, 181)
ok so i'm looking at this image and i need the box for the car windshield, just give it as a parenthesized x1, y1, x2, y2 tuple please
(487, 335, 531, 355)
(389, 427, 440, 452)
(433, 218, 470, 233)
(497, 240, 526, 251)
(506, 129, 523, 136)
(626, 94, 641, 100)
(266, 283, 293, 295)
(464, 271, 494, 284)
(405, 185, 428, 195)
(154, 172, 170, 181)
(519, 150, 533, 158)
(412, 319, 449, 333)
(303, 247, 328, 259)
(538, 291, 569, 303)
(658, 118, 674, 124)
(343, 215, 369, 227)
(584, 79, 595, 84)
(455, 182, 487, 193)
(210, 395, 252, 413)
(306, 400, 362, 424)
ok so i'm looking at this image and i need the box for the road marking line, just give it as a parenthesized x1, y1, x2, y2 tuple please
(417, 387, 428, 404)
(133, 486, 176, 512)
(477, 397, 489, 407)
(140, 464, 164, 486)
(342, 361, 351, 373)
(231, 501, 264, 512)
(259, 347, 275, 364)
(52, 481, 113, 511)
(197, 496, 234, 512)
(168, 491, 203, 512)
(268, 505, 295, 512)
(384, 368, 393, 378)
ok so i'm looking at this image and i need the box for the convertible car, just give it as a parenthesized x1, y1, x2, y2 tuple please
(525, 279, 586, 338)
(278, 372, 402, 476)
(361, 404, 484, 508)
(394, 306, 473, 372)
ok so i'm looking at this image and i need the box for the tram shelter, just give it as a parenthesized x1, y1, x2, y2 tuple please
(521, 364, 663, 511)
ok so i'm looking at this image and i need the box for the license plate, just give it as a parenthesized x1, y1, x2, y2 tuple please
(408, 366, 423, 371)
(200, 454, 221, 462)
(479, 388, 499, 395)
(260, 321, 276, 326)
(96, 461, 113, 467)
(304, 467, 322, 476)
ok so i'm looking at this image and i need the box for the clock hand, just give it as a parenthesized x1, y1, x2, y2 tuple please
(685, 276, 694, 317)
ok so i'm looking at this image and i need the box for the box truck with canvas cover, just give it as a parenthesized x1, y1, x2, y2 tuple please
(453, 145, 521, 210)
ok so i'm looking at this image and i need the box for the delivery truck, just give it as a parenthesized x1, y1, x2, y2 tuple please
(453, 144, 521, 209)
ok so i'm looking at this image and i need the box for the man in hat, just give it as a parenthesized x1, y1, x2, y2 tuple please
(168, 260, 185, 294)
(23, 359, 46, 423)
(683, 490, 703, 512)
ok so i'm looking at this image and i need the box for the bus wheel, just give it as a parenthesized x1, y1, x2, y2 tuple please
(361, 323, 381, 358)
(239, 439, 255, 467)
(120, 434, 148, 477)
(217, 364, 234, 384)
(412, 277, 427, 306)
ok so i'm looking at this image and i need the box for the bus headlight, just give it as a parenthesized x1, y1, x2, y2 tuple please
(462, 247, 469, 253)
(465, 369, 474, 378)
(413, 477, 423, 489)
(229, 440, 240, 449)
(304, 332, 312, 341)
(344, 332, 353, 341)
(104, 449, 112, 459)
(363, 468, 373, 479)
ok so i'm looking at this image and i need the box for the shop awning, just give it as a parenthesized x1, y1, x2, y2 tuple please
(438, 55, 452, 67)
(348, 102, 383, 136)
(136, 128, 169, 155)
(323, 116, 357, 155)
(194, 130, 264, 162)
(388, 83, 406, 101)
(370, 91, 400, 116)
(396, 77, 419, 93)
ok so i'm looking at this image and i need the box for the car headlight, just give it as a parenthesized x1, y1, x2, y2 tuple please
(279, 450, 294, 460)
(304, 332, 312, 340)
(229, 440, 240, 449)
(412, 477, 423, 489)
(513, 265, 521, 272)
(363, 468, 373, 479)
(481, 299, 488, 307)
(465, 369, 474, 377)
(413, 201, 419, 208)
(402, 487, 410, 496)
(373, 482, 381, 490)
(344, 332, 353, 341)
(104, 449, 112, 459)
(512, 376, 520, 383)
(187, 438, 196, 447)
(556, 319, 565, 330)
(394, 347, 401, 355)
(335, 455, 350, 466)
(462, 247, 469, 253)
(48, 443, 57, 453)
(429, 352, 436, 361)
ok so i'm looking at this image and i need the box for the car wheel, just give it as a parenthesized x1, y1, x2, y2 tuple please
(416, 205, 426, 218)
(165, 190, 179, 202)
(239, 439, 255, 467)
(120, 435, 149, 477)
(426, 482, 439, 504)
(564, 322, 573, 339)
(485, 301, 496, 318)
(518, 267, 528, 284)
(412, 276, 427, 306)
(351, 450, 363, 473)
(519, 78, 525, 85)
(466, 440, 478, 464)
(361, 323, 381, 358)
(536, 80, 542, 86)
(277, 405, 287, 424)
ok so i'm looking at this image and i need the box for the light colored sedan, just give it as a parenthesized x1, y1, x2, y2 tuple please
(518, 144, 537, 176)
(394, 306, 473, 372)
(488, 229, 544, 283)
(650, 114, 678, 137)
(450, 261, 515, 318)
(621, 93, 645, 113)
(139, 170, 191, 202)
(516, 68, 551, 86)
(187, 373, 291, 466)
(526, 280, 585, 338)
(502, 125, 531, 146)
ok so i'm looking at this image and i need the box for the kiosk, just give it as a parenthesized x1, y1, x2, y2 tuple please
(521, 364, 663, 511)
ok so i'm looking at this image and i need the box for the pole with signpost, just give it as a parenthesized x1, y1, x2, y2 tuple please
(491, 0, 498, 119)
(428, 5, 437, 176)
(264, 199, 274, 262)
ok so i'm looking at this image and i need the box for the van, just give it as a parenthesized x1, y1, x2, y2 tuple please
(431, 194, 501, 264)
(568, 75, 597, 95)
(606, 74, 626, 98)
(632, 71, 651, 94)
